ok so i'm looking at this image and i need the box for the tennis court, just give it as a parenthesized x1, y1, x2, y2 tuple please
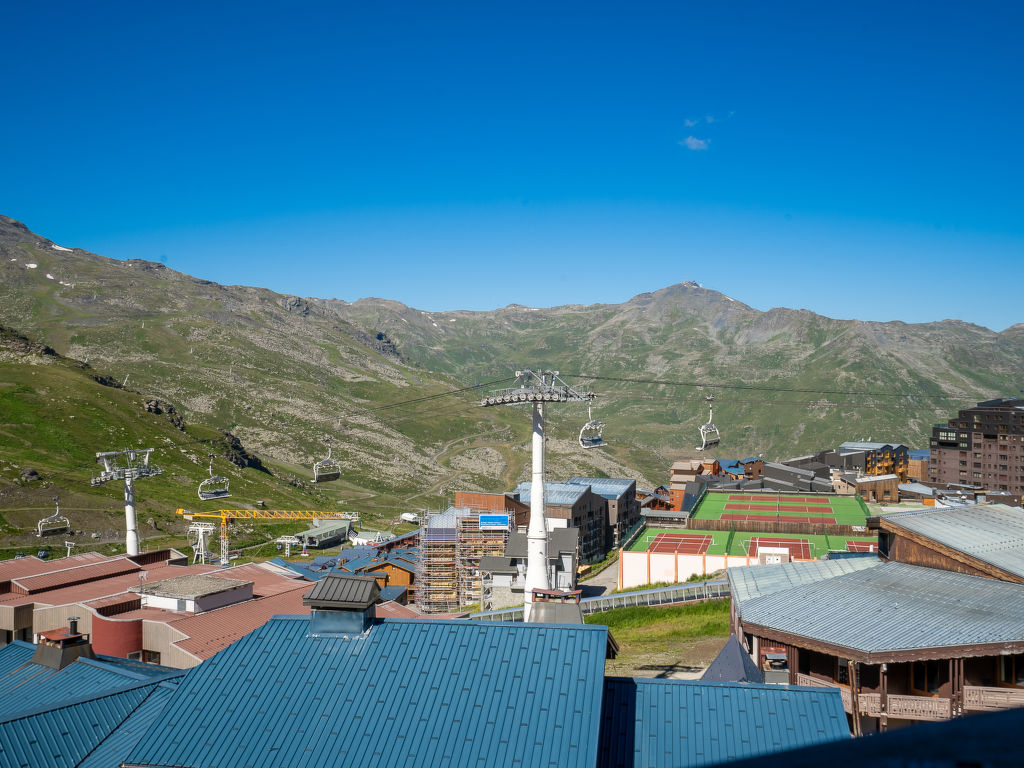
(648, 532, 713, 555)
(693, 490, 866, 525)
(629, 527, 878, 559)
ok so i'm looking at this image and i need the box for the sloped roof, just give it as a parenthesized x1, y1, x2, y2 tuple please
(701, 635, 763, 683)
(736, 561, 1024, 659)
(839, 441, 906, 452)
(567, 477, 635, 500)
(506, 527, 579, 558)
(880, 503, 1024, 580)
(302, 573, 379, 609)
(597, 677, 848, 768)
(125, 616, 608, 768)
(513, 481, 589, 506)
(0, 641, 181, 714)
(728, 556, 882, 606)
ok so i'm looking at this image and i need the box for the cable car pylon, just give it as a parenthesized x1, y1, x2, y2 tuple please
(480, 369, 594, 621)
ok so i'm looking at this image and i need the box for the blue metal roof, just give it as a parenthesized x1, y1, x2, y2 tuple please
(736, 561, 1024, 658)
(125, 616, 609, 768)
(597, 677, 848, 768)
(514, 481, 589, 506)
(0, 681, 159, 768)
(0, 641, 180, 716)
(881, 503, 1024, 580)
(79, 682, 179, 768)
(701, 635, 763, 683)
(567, 477, 635, 500)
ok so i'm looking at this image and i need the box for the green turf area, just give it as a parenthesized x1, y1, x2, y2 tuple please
(691, 491, 867, 525)
(629, 526, 877, 559)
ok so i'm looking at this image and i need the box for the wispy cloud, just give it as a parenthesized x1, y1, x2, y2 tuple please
(680, 136, 709, 151)
(684, 115, 717, 126)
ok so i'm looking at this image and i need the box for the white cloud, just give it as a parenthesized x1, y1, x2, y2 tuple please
(705, 115, 715, 123)
(680, 136, 709, 151)
(684, 118, 699, 127)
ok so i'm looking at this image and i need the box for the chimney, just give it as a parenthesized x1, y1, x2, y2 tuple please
(302, 574, 379, 636)
(31, 616, 97, 670)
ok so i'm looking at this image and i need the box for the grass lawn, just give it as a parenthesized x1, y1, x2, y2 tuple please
(585, 599, 731, 678)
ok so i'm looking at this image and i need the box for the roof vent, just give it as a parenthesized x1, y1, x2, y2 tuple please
(302, 574, 379, 636)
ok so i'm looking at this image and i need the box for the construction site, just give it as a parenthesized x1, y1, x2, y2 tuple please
(417, 507, 511, 613)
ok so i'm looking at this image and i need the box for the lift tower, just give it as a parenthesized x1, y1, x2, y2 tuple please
(480, 370, 594, 621)
(91, 448, 163, 556)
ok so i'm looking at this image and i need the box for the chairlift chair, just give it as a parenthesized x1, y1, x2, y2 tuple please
(578, 402, 606, 449)
(37, 497, 70, 537)
(313, 437, 342, 483)
(198, 455, 231, 501)
(695, 395, 721, 452)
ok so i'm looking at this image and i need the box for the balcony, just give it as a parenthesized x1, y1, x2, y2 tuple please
(964, 686, 1024, 712)
(795, 674, 952, 721)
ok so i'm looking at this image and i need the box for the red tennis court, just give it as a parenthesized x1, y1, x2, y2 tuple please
(726, 495, 831, 505)
(748, 536, 812, 559)
(721, 513, 837, 524)
(845, 540, 878, 553)
(724, 503, 833, 514)
(648, 532, 712, 555)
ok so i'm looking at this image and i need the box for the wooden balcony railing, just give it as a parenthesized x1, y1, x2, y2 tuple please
(964, 686, 1024, 712)
(795, 674, 952, 720)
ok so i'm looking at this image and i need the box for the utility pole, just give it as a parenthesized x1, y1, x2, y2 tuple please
(91, 448, 163, 556)
(480, 370, 594, 621)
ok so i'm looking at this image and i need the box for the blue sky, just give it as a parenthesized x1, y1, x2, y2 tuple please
(2, 1, 1021, 329)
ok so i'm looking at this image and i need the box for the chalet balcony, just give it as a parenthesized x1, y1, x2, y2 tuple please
(795, 674, 1024, 721)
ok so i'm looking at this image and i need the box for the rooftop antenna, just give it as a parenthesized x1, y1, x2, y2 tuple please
(91, 448, 163, 556)
(480, 369, 594, 621)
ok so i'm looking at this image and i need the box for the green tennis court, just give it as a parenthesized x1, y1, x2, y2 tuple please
(692, 491, 867, 526)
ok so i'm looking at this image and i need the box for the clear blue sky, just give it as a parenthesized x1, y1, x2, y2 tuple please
(2, 2, 1021, 329)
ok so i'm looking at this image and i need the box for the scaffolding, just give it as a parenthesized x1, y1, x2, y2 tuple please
(457, 513, 510, 608)
(418, 509, 459, 614)
(417, 508, 510, 613)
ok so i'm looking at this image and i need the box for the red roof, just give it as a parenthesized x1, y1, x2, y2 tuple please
(167, 581, 314, 659)
(11, 557, 140, 594)
(0, 551, 105, 582)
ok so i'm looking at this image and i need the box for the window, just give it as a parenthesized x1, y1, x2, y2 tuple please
(142, 650, 162, 664)
(911, 661, 943, 696)
(999, 655, 1024, 688)
(835, 657, 852, 686)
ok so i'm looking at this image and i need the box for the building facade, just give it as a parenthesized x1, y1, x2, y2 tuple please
(928, 398, 1024, 501)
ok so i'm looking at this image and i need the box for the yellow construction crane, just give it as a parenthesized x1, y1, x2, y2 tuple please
(176, 508, 357, 565)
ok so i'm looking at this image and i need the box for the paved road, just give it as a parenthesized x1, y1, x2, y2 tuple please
(579, 560, 619, 597)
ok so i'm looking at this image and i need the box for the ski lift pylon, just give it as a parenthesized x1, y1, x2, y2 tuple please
(313, 436, 342, 483)
(37, 496, 70, 537)
(198, 455, 231, 501)
(578, 402, 606, 449)
(696, 394, 720, 452)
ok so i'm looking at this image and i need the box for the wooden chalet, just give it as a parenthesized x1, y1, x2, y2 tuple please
(729, 503, 1024, 734)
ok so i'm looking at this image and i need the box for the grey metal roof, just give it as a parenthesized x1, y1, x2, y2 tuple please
(701, 635, 763, 683)
(506, 527, 579, 558)
(530, 601, 585, 624)
(839, 441, 906, 451)
(882, 503, 1024, 580)
(514, 481, 589, 506)
(728, 557, 882, 606)
(737, 561, 1024, 657)
(568, 477, 635, 500)
(478, 555, 516, 574)
(302, 573, 379, 609)
(898, 482, 935, 496)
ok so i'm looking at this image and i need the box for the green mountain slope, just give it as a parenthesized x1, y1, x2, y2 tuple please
(0, 217, 655, 549)
(3, 214, 1022, 519)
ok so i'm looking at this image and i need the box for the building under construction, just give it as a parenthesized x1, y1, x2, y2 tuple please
(417, 506, 511, 613)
